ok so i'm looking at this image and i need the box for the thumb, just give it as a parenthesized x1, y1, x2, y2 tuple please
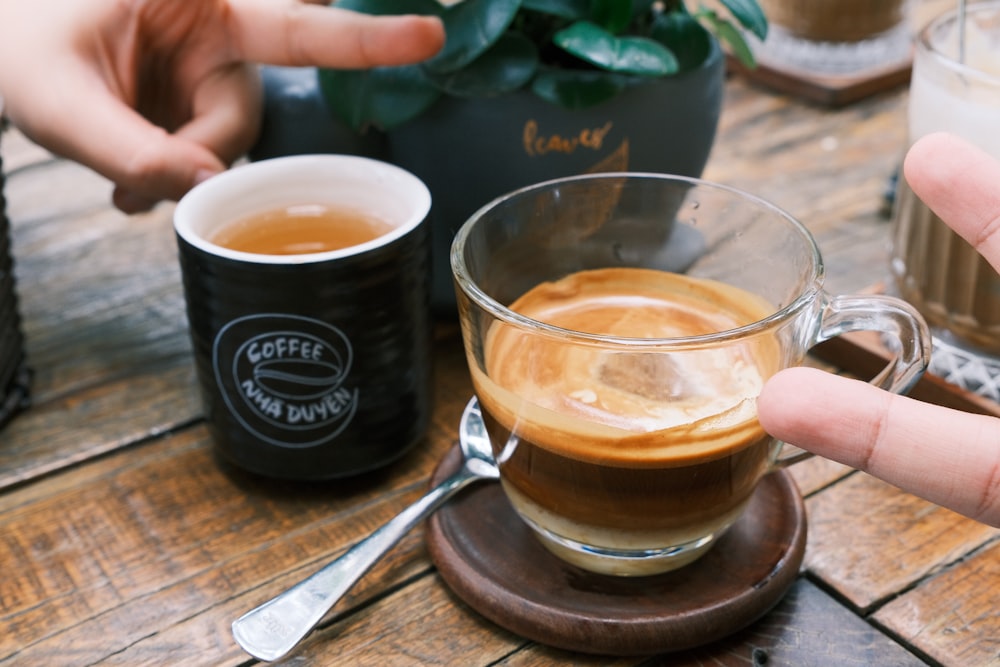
(110, 133, 226, 213)
(112, 65, 261, 213)
(759, 366, 1000, 525)
(4, 62, 229, 211)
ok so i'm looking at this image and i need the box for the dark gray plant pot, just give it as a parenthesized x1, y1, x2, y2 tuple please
(250, 66, 389, 163)
(252, 44, 725, 316)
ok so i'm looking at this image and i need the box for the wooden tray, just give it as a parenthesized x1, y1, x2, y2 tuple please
(727, 56, 912, 108)
(812, 331, 1000, 417)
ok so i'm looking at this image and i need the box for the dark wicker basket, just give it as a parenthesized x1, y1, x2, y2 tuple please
(0, 123, 31, 430)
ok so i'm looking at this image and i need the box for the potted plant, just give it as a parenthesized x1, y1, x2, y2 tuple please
(252, 0, 767, 313)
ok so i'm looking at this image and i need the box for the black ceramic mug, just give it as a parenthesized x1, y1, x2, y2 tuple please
(174, 155, 433, 480)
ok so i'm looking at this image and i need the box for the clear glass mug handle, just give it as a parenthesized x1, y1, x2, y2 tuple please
(773, 293, 932, 468)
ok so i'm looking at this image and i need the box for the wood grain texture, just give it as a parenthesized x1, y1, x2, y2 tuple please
(0, 426, 438, 665)
(0, 323, 474, 665)
(493, 579, 927, 666)
(704, 79, 905, 298)
(0, 6, 992, 659)
(873, 540, 1000, 667)
(805, 472, 1000, 612)
(670, 579, 926, 666)
(279, 576, 527, 666)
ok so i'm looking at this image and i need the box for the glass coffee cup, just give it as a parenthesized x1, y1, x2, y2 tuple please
(452, 173, 929, 576)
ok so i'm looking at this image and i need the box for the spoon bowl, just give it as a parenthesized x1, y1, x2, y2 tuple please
(232, 397, 499, 661)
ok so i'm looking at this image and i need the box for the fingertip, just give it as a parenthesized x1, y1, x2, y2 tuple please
(903, 132, 964, 187)
(414, 14, 445, 49)
(193, 167, 222, 188)
(111, 138, 225, 213)
(757, 367, 823, 433)
(112, 187, 157, 215)
(112, 161, 223, 213)
(907, 131, 957, 160)
(366, 14, 446, 64)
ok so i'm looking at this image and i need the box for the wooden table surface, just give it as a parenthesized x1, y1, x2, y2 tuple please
(4, 21, 1000, 667)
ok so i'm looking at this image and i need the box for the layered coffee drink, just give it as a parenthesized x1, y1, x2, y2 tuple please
(470, 267, 781, 576)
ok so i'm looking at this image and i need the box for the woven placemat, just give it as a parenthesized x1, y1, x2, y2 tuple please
(929, 335, 1000, 404)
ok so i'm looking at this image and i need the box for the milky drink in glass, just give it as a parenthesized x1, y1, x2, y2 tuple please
(892, 1, 1000, 355)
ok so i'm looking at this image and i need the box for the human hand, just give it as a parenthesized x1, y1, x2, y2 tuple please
(758, 132, 1000, 527)
(0, 0, 444, 213)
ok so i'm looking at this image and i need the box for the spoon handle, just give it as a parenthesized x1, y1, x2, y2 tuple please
(232, 465, 483, 661)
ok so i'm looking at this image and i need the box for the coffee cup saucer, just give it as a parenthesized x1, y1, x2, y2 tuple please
(425, 443, 807, 656)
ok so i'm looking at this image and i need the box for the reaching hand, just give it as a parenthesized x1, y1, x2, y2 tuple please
(0, 0, 444, 213)
(758, 132, 1000, 527)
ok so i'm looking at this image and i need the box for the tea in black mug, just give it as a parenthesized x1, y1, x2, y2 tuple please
(174, 155, 433, 479)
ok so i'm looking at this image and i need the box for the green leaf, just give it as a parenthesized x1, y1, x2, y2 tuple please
(531, 67, 627, 109)
(650, 10, 712, 72)
(521, 0, 588, 19)
(631, 0, 657, 15)
(718, 0, 768, 40)
(554, 21, 678, 76)
(701, 12, 756, 68)
(424, 0, 522, 75)
(425, 32, 539, 97)
(590, 0, 631, 34)
(319, 65, 441, 132)
(333, 0, 443, 18)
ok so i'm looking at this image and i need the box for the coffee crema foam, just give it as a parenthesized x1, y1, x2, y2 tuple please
(472, 267, 780, 468)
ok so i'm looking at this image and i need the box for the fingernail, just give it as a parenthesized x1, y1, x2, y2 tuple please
(194, 168, 220, 187)
(113, 189, 155, 214)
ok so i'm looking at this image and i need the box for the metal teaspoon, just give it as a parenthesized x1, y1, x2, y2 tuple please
(231, 397, 499, 662)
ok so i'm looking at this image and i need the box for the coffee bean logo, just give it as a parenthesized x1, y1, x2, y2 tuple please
(213, 314, 359, 448)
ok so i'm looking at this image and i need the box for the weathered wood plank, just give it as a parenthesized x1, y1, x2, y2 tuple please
(804, 472, 1000, 612)
(493, 579, 926, 666)
(5, 160, 186, 404)
(0, 127, 56, 174)
(705, 78, 906, 296)
(873, 539, 1000, 667)
(788, 455, 855, 498)
(0, 364, 200, 489)
(0, 146, 203, 487)
(670, 579, 926, 666)
(0, 414, 461, 664)
(277, 575, 526, 666)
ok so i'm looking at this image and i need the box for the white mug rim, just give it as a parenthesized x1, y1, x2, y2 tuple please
(174, 154, 431, 265)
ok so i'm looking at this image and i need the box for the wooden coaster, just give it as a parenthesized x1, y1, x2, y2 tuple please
(727, 55, 912, 108)
(426, 444, 807, 656)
